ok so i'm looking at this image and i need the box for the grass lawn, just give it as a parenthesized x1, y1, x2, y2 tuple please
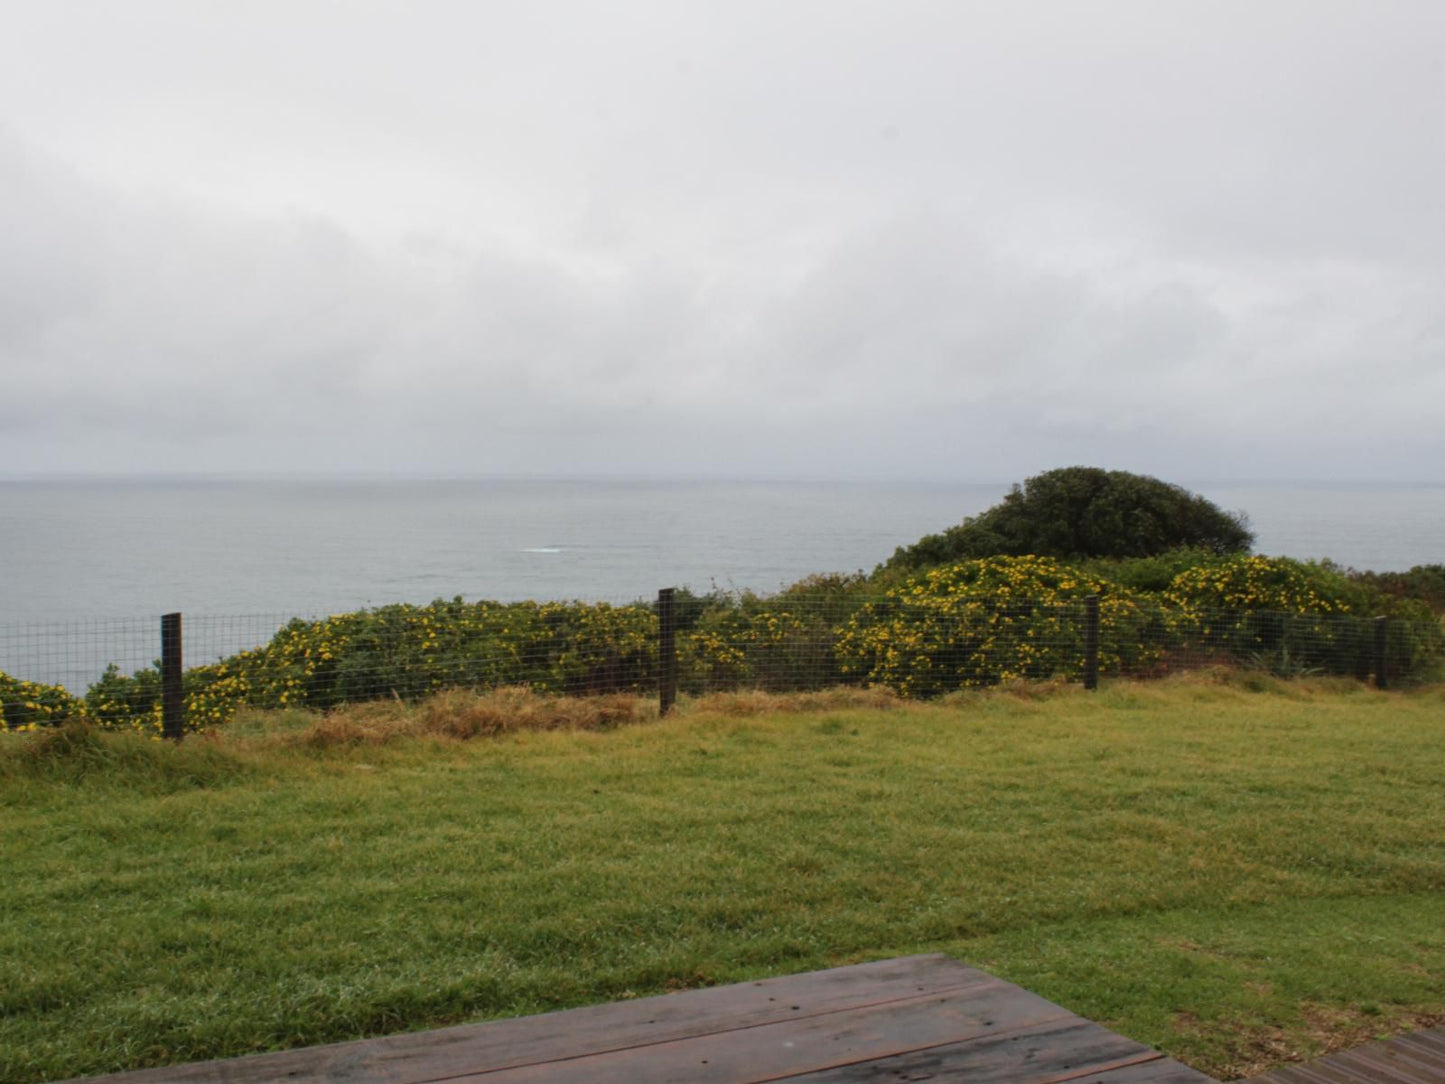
(2, 675, 1442, 1083)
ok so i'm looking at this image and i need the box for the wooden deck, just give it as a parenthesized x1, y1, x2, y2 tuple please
(1240, 1026, 1445, 1083)
(69, 954, 1217, 1083)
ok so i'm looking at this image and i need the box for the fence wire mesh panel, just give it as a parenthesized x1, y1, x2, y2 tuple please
(1, 592, 1441, 734)
(1155, 608, 1377, 679)
(0, 618, 158, 729)
(1, 598, 663, 734)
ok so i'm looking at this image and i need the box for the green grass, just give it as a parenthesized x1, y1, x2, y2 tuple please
(2, 677, 1442, 1082)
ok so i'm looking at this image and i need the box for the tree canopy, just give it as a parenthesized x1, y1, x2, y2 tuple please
(885, 467, 1254, 570)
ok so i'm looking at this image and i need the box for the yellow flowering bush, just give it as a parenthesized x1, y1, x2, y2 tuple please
(543, 600, 658, 695)
(1165, 555, 1356, 673)
(836, 556, 1174, 696)
(183, 658, 256, 731)
(677, 607, 751, 689)
(1164, 555, 1355, 614)
(14, 556, 1440, 736)
(72, 597, 661, 729)
(1163, 555, 1442, 677)
(82, 663, 160, 734)
(0, 672, 86, 732)
(678, 606, 842, 692)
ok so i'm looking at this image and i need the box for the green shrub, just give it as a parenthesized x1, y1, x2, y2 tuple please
(678, 603, 846, 693)
(1079, 547, 1231, 594)
(0, 672, 85, 731)
(838, 556, 1176, 697)
(69, 598, 662, 731)
(1164, 555, 1358, 614)
(886, 467, 1253, 571)
(537, 600, 658, 695)
(1164, 556, 1442, 679)
(1347, 563, 1445, 615)
(677, 605, 751, 691)
(26, 552, 1441, 736)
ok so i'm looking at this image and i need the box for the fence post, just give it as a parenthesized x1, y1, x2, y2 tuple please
(1373, 615, 1389, 690)
(1082, 594, 1100, 691)
(161, 612, 185, 740)
(658, 588, 677, 716)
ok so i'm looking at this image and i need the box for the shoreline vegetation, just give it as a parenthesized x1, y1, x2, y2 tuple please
(2, 549, 1442, 735)
(2, 469, 1442, 733)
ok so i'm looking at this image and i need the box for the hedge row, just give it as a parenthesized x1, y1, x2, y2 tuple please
(3, 555, 1441, 734)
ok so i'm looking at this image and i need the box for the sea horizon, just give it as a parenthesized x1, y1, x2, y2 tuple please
(5, 470, 1445, 487)
(2, 474, 1442, 691)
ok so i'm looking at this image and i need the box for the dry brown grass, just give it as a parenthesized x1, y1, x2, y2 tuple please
(682, 685, 901, 716)
(947, 674, 1083, 703)
(264, 685, 910, 749)
(251, 671, 1432, 751)
(283, 687, 651, 749)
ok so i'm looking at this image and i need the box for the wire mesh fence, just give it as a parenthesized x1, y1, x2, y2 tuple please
(3, 587, 1441, 735)
(0, 617, 160, 700)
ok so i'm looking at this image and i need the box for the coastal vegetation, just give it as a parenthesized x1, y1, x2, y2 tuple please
(2, 552, 1442, 735)
(1, 469, 1440, 733)
(2, 678, 1442, 1082)
(884, 466, 1255, 570)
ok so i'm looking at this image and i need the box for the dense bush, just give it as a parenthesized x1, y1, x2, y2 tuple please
(886, 467, 1253, 571)
(1079, 547, 1231, 594)
(84, 663, 162, 732)
(51, 598, 660, 735)
(679, 603, 845, 694)
(1164, 555, 1358, 614)
(4, 553, 1441, 736)
(1346, 563, 1445, 615)
(837, 556, 1175, 696)
(1163, 556, 1441, 677)
(0, 672, 85, 731)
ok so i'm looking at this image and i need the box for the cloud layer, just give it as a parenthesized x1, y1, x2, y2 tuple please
(2, 1, 1442, 480)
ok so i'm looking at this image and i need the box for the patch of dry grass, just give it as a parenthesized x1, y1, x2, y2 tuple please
(945, 674, 1083, 703)
(283, 687, 651, 748)
(682, 685, 901, 716)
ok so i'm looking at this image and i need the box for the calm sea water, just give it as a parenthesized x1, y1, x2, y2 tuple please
(2, 477, 1441, 689)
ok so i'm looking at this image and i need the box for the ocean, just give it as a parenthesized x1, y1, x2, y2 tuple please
(2, 477, 1442, 690)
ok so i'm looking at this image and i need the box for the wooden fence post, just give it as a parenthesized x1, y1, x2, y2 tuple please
(1082, 594, 1100, 691)
(658, 588, 677, 716)
(161, 612, 185, 740)
(1373, 615, 1389, 690)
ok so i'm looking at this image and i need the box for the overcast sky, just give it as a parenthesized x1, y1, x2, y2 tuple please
(2, 1, 1442, 482)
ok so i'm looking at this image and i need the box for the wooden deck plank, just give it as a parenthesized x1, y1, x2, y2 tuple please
(62, 955, 1222, 1084)
(1327, 1046, 1443, 1083)
(440, 979, 1073, 1082)
(1067, 1058, 1225, 1083)
(1240, 1027, 1445, 1084)
(65, 955, 991, 1083)
(1362, 1029, 1445, 1080)
(783, 1018, 1216, 1083)
(1249, 1066, 1389, 1084)
(1243, 1069, 1339, 1084)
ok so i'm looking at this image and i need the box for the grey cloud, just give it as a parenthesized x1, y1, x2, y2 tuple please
(1, 3, 1442, 481)
(3, 126, 1440, 481)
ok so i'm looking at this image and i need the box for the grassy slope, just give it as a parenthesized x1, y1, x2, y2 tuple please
(1, 677, 1442, 1082)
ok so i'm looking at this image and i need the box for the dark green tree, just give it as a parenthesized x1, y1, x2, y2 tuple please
(886, 466, 1253, 571)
